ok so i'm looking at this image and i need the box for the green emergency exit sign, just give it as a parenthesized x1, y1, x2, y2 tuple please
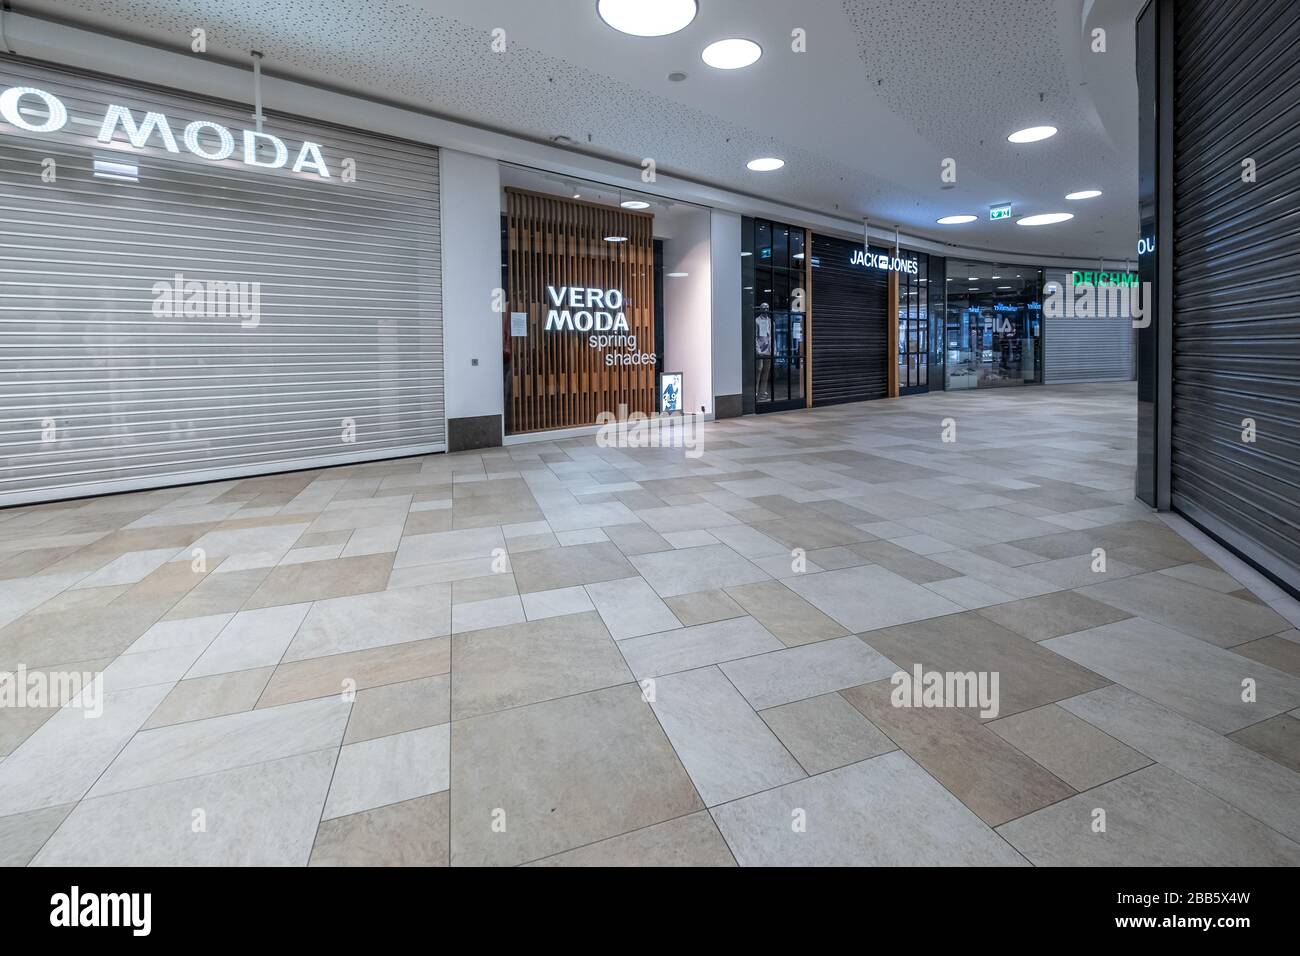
(990, 204, 1012, 220)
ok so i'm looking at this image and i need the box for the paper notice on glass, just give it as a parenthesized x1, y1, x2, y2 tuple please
(510, 312, 528, 337)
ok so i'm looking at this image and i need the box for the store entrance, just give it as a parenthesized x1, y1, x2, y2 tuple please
(743, 217, 808, 413)
(896, 255, 930, 396)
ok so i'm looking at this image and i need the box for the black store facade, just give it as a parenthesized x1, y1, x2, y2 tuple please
(740, 215, 936, 412)
(0, 59, 445, 507)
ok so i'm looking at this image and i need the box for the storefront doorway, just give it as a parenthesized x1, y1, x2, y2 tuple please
(944, 261, 1043, 389)
(742, 217, 808, 413)
(897, 256, 930, 395)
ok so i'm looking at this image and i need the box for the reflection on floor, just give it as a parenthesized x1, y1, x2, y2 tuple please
(2, 382, 1299, 866)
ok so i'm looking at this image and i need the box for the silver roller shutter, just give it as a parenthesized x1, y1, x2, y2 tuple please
(0, 58, 444, 507)
(1043, 268, 1136, 384)
(1169, 0, 1300, 589)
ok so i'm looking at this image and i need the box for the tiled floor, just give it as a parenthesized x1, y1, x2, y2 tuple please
(3, 382, 1299, 866)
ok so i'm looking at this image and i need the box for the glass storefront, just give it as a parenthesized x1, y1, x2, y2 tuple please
(742, 217, 808, 412)
(944, 261, 1043, 389)
(896, 255, 930, 395)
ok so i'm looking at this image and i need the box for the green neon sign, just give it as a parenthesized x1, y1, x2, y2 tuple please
(1072, 271, 1139, 286)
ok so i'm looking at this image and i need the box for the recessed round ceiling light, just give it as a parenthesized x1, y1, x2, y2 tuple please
(1007, 125, 1058, 143)
(620, 199, 650, 209)
(702, 38, 762, 70)
(667, 71, 688, 82)
(967, 276, 979, 281)
(1017, 212, 1073, 226)
(997, 286, 1013, 290)
(937, 215, 977, 225)
(1065, 189, 1102, 200)
(597, 0, 697, 37)
(604, 235, 629, 242)
(666, 272, 689, 277)
(747, 157, 784, 171)
(992, 275, 1001, 279)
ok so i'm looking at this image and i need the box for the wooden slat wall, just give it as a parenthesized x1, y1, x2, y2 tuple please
(505, 188, 656, 433)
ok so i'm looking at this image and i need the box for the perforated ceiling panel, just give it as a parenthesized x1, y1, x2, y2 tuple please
(14, 0, 1142, 259)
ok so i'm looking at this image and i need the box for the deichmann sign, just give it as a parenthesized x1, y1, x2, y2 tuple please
(544, 285, 656, 367)
(849, 247, 920, 275)
(1071, 270, 1139, 287)
(0, 85, 333, 178)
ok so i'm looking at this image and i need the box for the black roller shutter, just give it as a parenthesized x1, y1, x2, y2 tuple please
(1171, 0, 1300, 588)
(810, 233, 888, 406)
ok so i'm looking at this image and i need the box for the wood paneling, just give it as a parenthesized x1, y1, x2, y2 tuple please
(505, 188, 656, 434)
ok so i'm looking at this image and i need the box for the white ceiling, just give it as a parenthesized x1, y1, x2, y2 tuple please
(14, 0, 1145, 260)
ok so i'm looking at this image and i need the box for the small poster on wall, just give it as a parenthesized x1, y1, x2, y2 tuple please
(659, 372, 683, 414)
(510, 312, 528, 337)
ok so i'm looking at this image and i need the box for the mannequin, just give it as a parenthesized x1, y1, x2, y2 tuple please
(755, 301, 773, 402)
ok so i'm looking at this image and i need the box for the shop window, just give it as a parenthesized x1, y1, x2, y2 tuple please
(743, 216, 807, 413)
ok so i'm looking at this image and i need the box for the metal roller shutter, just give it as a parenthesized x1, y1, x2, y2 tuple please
(1170, 0, 1300, 587)
(810, 233, 888, 406)
(1044, 269, 1136, 383)
(0, 58, 443, 507)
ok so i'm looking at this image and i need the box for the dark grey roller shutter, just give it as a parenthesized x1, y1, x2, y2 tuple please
(810, 233, 888, 406)
(1044, 268, 1136, 383)
(0, 58, 443, 507)
(1170, 0, 1300, 587)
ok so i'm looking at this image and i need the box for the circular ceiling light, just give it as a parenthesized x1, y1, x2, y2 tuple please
(1065, 189, 1102, 200)
(746, 157, 784, 171)
(620, 199, 650, 209)
(1017, 212, 1073, 226)
(604, 235, 629, 242)
(937, 215, 977, 225)
(1007, 125, 1058, 143)
(597, 0, 697, 37)
(702, 38, 762, 70)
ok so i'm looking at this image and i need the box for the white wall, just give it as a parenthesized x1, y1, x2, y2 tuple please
(439, 149, 503, 425)
(661, 209, 713, 416)
(710, 210, 743, 404)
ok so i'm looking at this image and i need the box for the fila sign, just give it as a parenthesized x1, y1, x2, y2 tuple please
(0, 85, 333, 178)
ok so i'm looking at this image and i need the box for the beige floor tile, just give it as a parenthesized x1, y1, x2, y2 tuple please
(663, 588, 745, 626)
(725, 580, 848, 646)
(843, 678, 1075, 826)
(759, 692, 896, 774)
(1228, 714, 1300, 774)
(509, 541, 637, 593)
(450, 684, 702, 866)
(1231, 634, 1300, 677)
(310, 792, 449, 867)
(987, 702, 1151, 790)
(244, 553, 394, 609)
(451, 611, 631, 719)
(144, 666, 275, 729)
(344, 674, 451, 744)
(259, 637, 451, 708)
(528, 811, 734, 867)
(975, 590, 1132, 642)
(862, 611, 1109, 719)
